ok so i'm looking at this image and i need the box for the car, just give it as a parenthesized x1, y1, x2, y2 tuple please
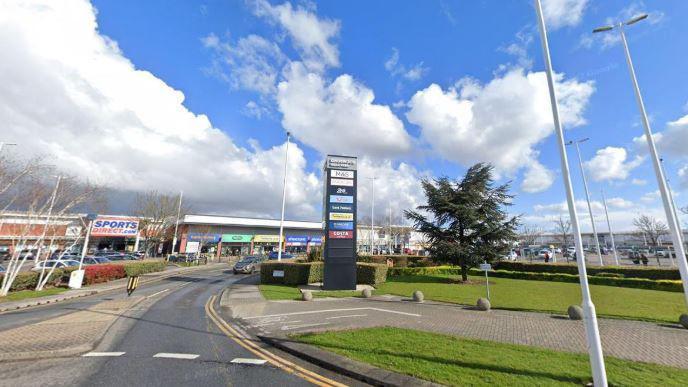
(0, 264, 5, 273)
(233, 256, 265, 274)
(81, 256, 112, 265)
(537, 249, 551, 258)
(105, 253, 137, 261)
(503, 250, 518, 261)
(32, 259, 80, 271)
(655, 249, 669, 257)
(566, 246, 576, 254)
(268, 251, 293, 260)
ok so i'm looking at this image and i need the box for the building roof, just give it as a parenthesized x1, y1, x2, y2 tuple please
(182, 214, 322, 231)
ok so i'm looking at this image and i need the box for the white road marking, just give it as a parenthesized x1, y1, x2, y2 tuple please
(231, 358, 268, 365)
(326, 314, 367, 320)
(146, 289, 170, 299)
(153, 353, 199, 360)
(82, 352, 125, 357)
(281, 322, 330, 331)
(244, 307, 421, 319)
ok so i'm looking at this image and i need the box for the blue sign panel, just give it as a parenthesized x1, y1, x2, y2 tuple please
(329, 203, 353, 212)
(286, 235, 308, 244)
(187, 233, 221, 242)
(329, 195, 354, 204)
(309, 236, 323, 245)
(329, 221, 354, 230)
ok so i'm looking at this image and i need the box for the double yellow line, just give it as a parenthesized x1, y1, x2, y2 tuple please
(204, 295, 347, 387)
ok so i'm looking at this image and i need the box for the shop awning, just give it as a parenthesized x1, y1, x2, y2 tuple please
(222, 234, 252, 243)
(286, 235, 308, 246)
(253, 235, 282, 243)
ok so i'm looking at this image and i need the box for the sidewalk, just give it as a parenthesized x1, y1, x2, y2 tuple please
(0, 262, 227, 313)
(222, 281, 688, 370)
(0, 296, 143, 361)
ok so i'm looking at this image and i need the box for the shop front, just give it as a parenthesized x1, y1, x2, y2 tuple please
(185, 233, 221, 256)
(285, 235, 308, 254)
(308, 236, 322, 253)
(252, 234, 282, 254)
(221, 234, 252, 256)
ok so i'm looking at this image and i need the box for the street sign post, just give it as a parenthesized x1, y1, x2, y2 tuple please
(322, 155, 357, 290)
(480, 262, 492, 300)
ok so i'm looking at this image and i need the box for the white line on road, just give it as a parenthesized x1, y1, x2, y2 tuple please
(231, 358, 268, 365)
(153, 353, 199, 360)
(146, 289, 170, 299)
(281, 322, 330, 331)
(82, 352, 125, 357)
(325, 314, 367, 320)
(244, 307, 421, 319)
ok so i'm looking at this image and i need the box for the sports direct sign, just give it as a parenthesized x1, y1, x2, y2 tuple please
(91, 217, 139, 237)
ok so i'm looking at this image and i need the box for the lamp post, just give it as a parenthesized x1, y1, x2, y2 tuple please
(660, 157, 682, 267)
(600, 190, 619, 265)
(172, 191, 183, 254)
(567, 138, 603, 265)
(534, 1, 607, 385)
(277, 132, 291, 262)
(594, 13, 688, 310)
(367, 177, 377, 255)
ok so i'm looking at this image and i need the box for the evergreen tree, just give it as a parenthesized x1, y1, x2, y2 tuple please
(406, 163, 519, 281)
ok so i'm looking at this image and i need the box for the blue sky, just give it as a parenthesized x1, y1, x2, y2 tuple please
(4, 0, 688, 232)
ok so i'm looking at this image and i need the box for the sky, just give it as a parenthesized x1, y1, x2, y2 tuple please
(2, 0, 688, 233)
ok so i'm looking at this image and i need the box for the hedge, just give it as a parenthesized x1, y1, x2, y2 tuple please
(493, 261, 681, 280)
(359, 254, 431, 268)
(0, 269, 67, 292)
(260, 261, 387, 285)
(84, 264, 126, 285)
(120, 260, 167, 276)
(388, 266, 460, 277)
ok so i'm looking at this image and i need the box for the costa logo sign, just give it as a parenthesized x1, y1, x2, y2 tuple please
(91, 217, 139, 237)
(329, 230, 353, 239)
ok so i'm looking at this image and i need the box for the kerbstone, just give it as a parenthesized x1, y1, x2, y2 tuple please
(568, 305, 584, 320)
(680, 313, 688, 329)
(476, 298, 491, 311)
(362, 288, 372, 298)
(412, 290, 424, 302)
(301, 290, 313, 301)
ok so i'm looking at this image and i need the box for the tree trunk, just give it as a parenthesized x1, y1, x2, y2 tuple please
(460, 263, 468, 282)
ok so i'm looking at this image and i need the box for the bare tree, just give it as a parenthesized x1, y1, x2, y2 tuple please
(519, 224, 543, 246)
(633, 214, 668, 246)
(132, 191, 188, 257)
(553, 215, 572, 247)
(0, 156, 103, 296)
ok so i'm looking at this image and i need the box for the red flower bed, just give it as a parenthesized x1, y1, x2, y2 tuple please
(84, 264, 127, 285)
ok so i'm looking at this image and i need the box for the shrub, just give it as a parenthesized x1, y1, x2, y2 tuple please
(357, 263, 388, 285)
(388, 266, 460, 277)
(84, 264, 126, 285)
(0, 269, 66, 292)
(492, 261, 680, 280)
(595, 272, 625, 278)
(120, 260, 166, 276)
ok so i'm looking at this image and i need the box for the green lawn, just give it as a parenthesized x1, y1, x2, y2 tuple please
(259, 274, 686, 323)
(295, 327, 688, 386)
(377, 274, 686, 323)
(260, 284, 360, 300)
(0, 287, 68, 302)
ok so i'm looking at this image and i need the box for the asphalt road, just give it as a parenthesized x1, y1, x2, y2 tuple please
(0, 266, 359, 387)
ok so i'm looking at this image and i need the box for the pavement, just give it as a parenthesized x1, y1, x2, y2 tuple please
(0, 265, 360, 387)
(226, 278, 688, 370)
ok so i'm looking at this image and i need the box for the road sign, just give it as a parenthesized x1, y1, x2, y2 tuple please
(323, 155, 357, 290)
(479, 263, 492, 271)
(126, 276, 140, 296)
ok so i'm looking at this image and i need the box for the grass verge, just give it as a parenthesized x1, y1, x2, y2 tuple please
(294, 327, 688, 386)
(260, 284, 360, 300)
(0, 287, 68, 302)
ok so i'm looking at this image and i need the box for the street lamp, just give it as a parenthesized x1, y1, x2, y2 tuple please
(600, 190, 619, 266)
(172, 191, 183, 254)
(660, 157, 682, 267)
(566, 138, 603, 266)
(277, 132, 291, 262)
(367, 177, 377, 255)
(534, 1, 607, 385)
(594, 13, 688, 311)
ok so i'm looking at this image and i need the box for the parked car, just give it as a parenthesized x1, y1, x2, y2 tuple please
(503, 250, 518, 261)
(32, 260, 80, 271)
(0, 264, 5, 273)
(537, 249, 551, 258)
(81, 256, 112, 265)
(104, 253, 137, 261)
(268, 251, 293, 260)
(655, 249, 669, 257)
(233, 256, 265, 274)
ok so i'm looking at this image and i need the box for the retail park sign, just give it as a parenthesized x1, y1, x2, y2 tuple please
(91, 217, 139, 237)
(322, 155, 357, 290)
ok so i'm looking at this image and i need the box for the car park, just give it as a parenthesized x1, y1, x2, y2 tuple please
(233, 256, 265, 274)
(503, 250, 518, 261)
(268, 251, 293, 260)
(537, 249, 551, 258)
(32, 260, 80, 271)
(104, 253, 137, 261)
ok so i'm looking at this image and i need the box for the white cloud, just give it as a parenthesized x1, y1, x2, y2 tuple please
(202, 33, 286, 95)
(252, 0, 340, 72)
(406, 68, 594, 183)
(641, 190, 660, 203)
(0, 0, 322, 218)
(384, 48, 428, 82)
(632, 178, 647, 186)
(276, 61, 413, 159)
(635, 114, 688, 158)
(541, 0, 588, 29)
(578, 1, 665, 49)
(242, 100, 270, 119)
(607, 197, 634, 209)
(584, 146, 643, 181)
(521, 160, 555, 193)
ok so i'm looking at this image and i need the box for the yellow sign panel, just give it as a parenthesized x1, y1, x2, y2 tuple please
(253, 235, 282, 243)
(329, 212, 354, 221)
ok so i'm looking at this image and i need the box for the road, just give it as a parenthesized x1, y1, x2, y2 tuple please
(0, 266, 359, 387)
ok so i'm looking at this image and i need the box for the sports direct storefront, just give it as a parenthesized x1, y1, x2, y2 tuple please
(88, 216, 140, 252)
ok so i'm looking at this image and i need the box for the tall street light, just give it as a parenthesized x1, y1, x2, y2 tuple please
(534, 1, 607, 385)
(600, 190, 619, 265)
(172, 191, 183, 254)
(367, 177, 377, 255)
(594, 14, 688, 312)
(660, 158, 681, 267)
(567, 138, 603, 266)
(277, 132, 291, 262)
